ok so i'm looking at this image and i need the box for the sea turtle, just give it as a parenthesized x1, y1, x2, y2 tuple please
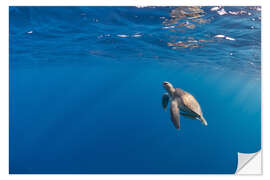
(162, 81, 208, 129)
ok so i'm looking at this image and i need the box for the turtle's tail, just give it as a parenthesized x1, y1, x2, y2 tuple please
(200, 116, 208, 126)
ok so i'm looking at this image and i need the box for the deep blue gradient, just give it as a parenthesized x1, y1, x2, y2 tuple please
(9, 6, 261, 174)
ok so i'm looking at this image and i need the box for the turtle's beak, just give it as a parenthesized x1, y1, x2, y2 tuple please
(163, 81, 169, 86)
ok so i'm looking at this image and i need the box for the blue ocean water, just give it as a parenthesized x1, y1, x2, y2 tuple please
(9, 6, 261, 174)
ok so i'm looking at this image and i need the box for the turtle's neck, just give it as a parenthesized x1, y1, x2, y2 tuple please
(167, 87, 176, 97)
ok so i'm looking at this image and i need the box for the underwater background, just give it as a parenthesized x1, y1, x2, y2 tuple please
(9, 6, 261, 174)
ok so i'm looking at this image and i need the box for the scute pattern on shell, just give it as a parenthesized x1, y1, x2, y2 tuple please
(174, 88, 202, 116)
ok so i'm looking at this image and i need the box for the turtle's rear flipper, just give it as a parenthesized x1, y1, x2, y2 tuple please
(180, 112, 196, 119)
(181, 112, 208, 126)
(200, 116, 208, 126)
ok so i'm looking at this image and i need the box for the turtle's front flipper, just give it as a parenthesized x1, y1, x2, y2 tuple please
(162, 93, 170, 110)
(170, 100, 180, 129)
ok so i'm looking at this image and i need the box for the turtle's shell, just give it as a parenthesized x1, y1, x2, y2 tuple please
(174, 88, 202, 117)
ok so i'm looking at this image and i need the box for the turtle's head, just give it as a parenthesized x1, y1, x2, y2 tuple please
(162, 81, 175, 94)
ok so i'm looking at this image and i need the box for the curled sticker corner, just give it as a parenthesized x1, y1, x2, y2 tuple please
(235, 150, 262, 175)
